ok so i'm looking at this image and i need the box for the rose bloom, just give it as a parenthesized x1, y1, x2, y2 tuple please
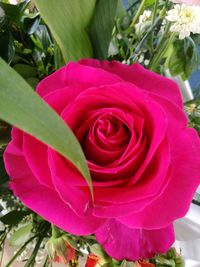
(4, 60, 200, 260)
(171, 0, 200, 4)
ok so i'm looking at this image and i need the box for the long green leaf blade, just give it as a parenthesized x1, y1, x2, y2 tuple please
(0, 58, 92, 196)
(34, 0, 96, 62)
(88, 0, 119, 59)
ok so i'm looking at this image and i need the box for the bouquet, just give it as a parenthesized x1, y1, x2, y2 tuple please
(0, 0, 200, 266)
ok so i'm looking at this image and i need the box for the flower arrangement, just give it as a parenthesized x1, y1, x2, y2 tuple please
(0, 0, 200, 266)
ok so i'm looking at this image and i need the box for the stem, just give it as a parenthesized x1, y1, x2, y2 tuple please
(5, 235, 38, 267)
(0, 239, 5, 267)
(149, 23, 175, 70)
(152, 0, 159, 25)
(0, 231, 7, 248)
(132, 17, 161, 62)
(43, 256, 50, 267)
(130, 0, 146, 28)
(150, 0, 159, 53)
(165, 0, 170, 9)
(24, 235, 44, 267)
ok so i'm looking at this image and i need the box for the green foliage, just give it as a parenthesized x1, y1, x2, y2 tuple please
(88, 0, 119, 59)
(151, 247, 184, 267)
(34, 0, 96, 62)
(0, 210, 31, 225)
(185, 98, 200, 135)
(0, 1, 55, 82)
(10, 224, 32, 246)
(0, 58, 93, 196)
(168, 37, 199, 80)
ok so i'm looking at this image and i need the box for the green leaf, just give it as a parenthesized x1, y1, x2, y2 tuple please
(34, 0, 96, 62)
(0, 58, 92, 197)
(0, 210, 31, 225)
(10, 224, 32, 246)
(168, 37, 198, 79)
(13, 64, 38, 79)
(22, 14, 40, 35)
(88, 0, 118, 59)
(0, 29, 15, 64)
(183, 37, 198, 78)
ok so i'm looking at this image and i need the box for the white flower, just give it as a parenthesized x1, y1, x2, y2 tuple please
(166, 4, 200, 39)
(139, 10, 152, 24)
(135, 10, 152, 35)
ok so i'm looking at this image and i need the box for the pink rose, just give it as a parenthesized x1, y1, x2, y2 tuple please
(4, 60, 200, 260)
(171, 0, 200, 5)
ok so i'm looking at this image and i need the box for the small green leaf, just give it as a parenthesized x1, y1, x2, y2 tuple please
(0, 58, 93, 197)
(88, 0, 119, 59)
(34, 0, 96, 62)
(168, 37, 198, 79)
(183, 37, 198, 78)
(13, 64, 38, 79)
(10, 224, 32, 246)
(0, 210, 31, 225)
(22, 14, 40, 35)
(26, 77, 39, 89)
(0, 29, 15, 64)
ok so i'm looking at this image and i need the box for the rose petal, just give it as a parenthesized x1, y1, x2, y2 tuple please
(118, 128, 200, 229)
(48, 148, 92, 217)
(44, 87, 85, 114)
(95, 219, 174, 260)
(3, 131, 105, 235)
(93, 138, 171, 217)
(79, 59, 183, 108)
(23, 133, 54, 189)
(37, 62, 122, 98)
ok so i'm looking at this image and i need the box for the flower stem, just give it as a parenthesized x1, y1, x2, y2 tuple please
(133, 17, 161, 62)
(5, 235, 38, 267)
(130, 0, 146, 28)
(24, 235, 44, 267)
(149, 23, 175, 71)
(152, 0, 159, 25)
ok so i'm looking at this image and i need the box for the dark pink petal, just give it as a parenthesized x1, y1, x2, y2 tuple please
(93, 138, 171, 217)
(37, 62, 121, 98)
(61, 85, 167, 183)
(118, 128, 200, 229)
(36, 64, 69, 97)
(23, 133, 54, 189)
(79, 59, 183, 108)
(48, 148, 92, 217)
(3, 131, 105, 235)
(43, 87, 83, 114)
(95, 219, 174, 260)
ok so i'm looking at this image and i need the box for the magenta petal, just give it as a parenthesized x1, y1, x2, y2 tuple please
(119, 128, 200, 229)
(95, 219, 174, 260)
(4, 137, 105, 235)
(36, 64, 69, 97)
(36, 62, 121, 98)
(48, 148, 92, 216)
(44, 87, 85, 114)
(79, 59, 183, 108)
(23, 133, 54, 189)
